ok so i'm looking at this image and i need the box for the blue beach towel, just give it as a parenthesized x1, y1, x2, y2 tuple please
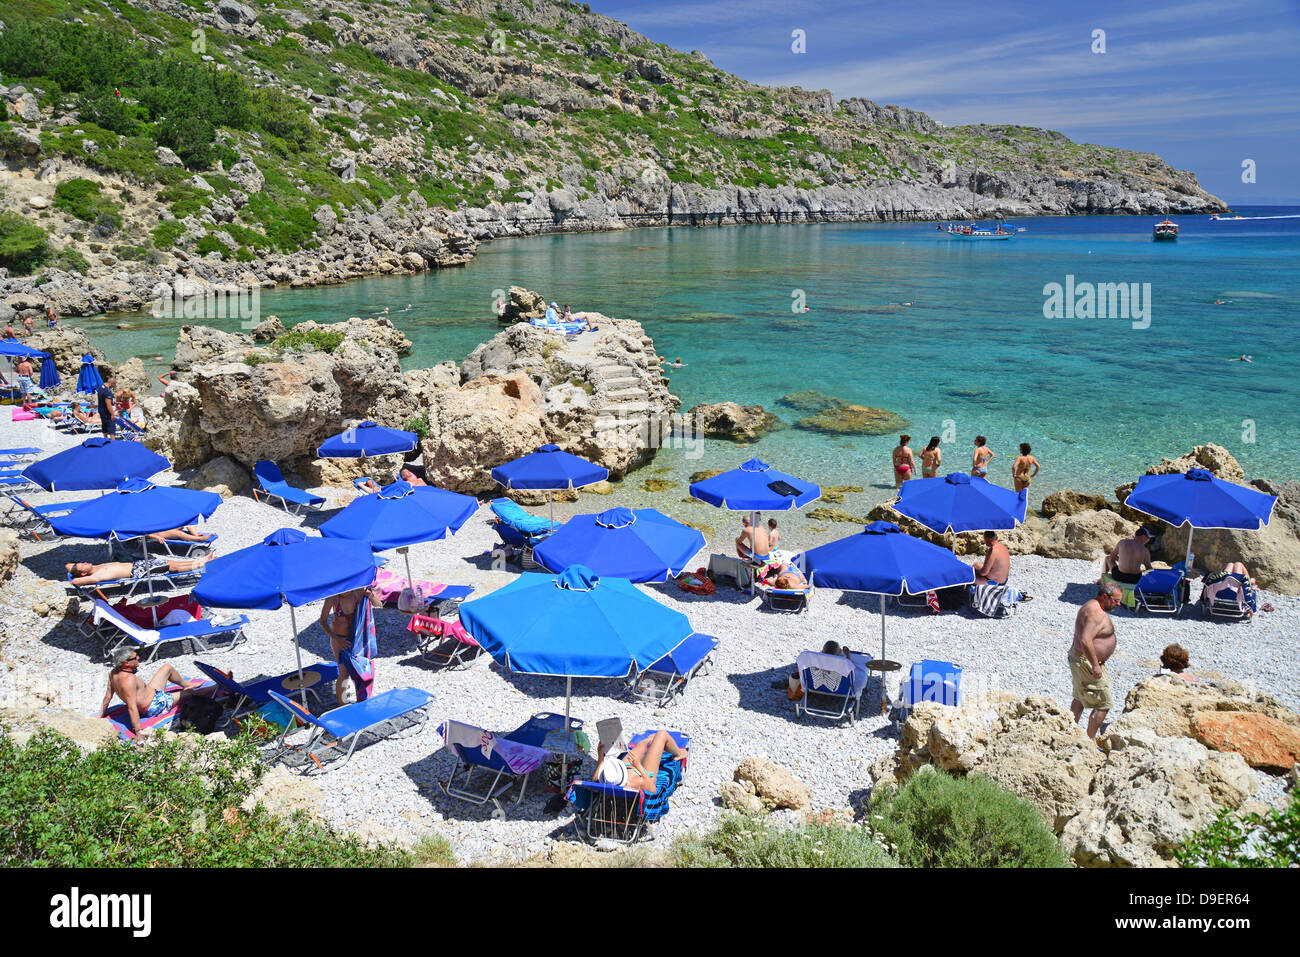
(338, 594, 377, 701)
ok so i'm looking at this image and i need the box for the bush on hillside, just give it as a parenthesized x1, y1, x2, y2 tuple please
(867, 769, 1069, 868)
(0, 213, 51, 274)
(1175, 791, 1300, 868)
(670, 814, 897, 868)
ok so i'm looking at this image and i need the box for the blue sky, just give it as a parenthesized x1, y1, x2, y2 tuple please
(592, 0, 1300, 204)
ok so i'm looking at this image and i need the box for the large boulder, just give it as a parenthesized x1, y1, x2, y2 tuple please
(181, 455, 251, 498)
(113, 357, 151, 398)
(293, 317, 412, 357)
(140, 381, 213, 470)
(1192, 712, 1300, 770)
(174, 325, 253, 369)
(1036, 509, 1136, 560)
(422, 373, 548, 493)
(0, 529, 18, 587)
(22, 326, 102, 379)
(731, 757, 811, 811)
(499, 285, 547, 323)
(687, 402, 778, 443)
(1107, 675, 1300, 742)
(1041, 490, 1111, 518)
(1062, 727, 1256, 867)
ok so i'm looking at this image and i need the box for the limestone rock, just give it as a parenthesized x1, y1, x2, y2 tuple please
(251, 315, 286, 341)
(1115, 675, 1300, 738)
(688, 402, 777, 443)
(732, 756, 811, 810)
(1192, 711, 1300, 770)
(113, 356, 151, 397)
(794, 404, 909, 436)
(216, 0, 258, 26)
(1041, 490, 1111, 518)
(23, 326, 102, 379)
(500, 286, 547, 323)
(175, 325, 253, 369)
(181, 455, 251, 498)
(243, 766, 322, 821)
(140, 382, 212, 470)
(777, 390, 847, 414)
(1036, 509, 1136, 560)
(718, 779, 763, 814)
(422, 373, 548, 493)
(0, 529, 18, 587)
(1063, 729, 1256, 867)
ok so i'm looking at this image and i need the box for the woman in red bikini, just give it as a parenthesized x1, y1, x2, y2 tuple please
(891, 434, 916, 488)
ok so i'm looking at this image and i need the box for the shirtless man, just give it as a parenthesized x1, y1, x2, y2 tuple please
(1069, 581, 1123, 739)
(972, 530, 1010, 586)
(318, 584, 378, 704)
(891, 434, 916, 489)
(735, 513, 771, 561)
(14, 356, 34, 399)
(971, 435, 994, 478)
(100, 647, 205, 737)
(1103, 527, 1154, 585)
(1012, 443, 1040, 493)
(146, 525, 214, 546)
(66, 553, 213, 586)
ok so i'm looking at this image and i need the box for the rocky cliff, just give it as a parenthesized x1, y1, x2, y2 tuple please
(0, 0, 1226, 321)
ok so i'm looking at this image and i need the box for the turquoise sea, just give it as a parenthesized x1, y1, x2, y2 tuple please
(91, 208, 1300, 507)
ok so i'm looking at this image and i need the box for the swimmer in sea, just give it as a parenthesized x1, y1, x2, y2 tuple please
(401, 304, 412, 312)
(1235, 354, 1253, 362)
(666, 357, 684, 368)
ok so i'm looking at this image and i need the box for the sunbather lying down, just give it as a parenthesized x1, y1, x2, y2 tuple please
(595, 729, 688, 793)
(762, 562, 810, 592)
(66, 554, 214, 586)
(146, 525, 213, 544)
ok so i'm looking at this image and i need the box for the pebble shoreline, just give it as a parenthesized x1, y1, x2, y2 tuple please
(2, 416, 1296, 864)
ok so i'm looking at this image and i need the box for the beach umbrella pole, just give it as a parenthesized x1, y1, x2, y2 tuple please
(1185, 526, 1195, 570)
(288, 602, 308, 706)
(561, 675, 572, 788)
(879, 593, 888, 712)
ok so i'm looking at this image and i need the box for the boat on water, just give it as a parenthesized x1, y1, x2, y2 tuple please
(940, 222, 1015, 239)
(1210, 212, 1245, 220)
(1153, 217, 1179, 241)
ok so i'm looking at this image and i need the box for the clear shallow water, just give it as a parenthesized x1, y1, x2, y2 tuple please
(92, 208, 1300, 505)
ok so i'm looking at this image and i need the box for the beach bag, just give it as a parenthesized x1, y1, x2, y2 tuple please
(787, 673, 804, 701)
(676, 568, 715, 595)
(176, 695, 222, 734)
(398, 583, 433, 614)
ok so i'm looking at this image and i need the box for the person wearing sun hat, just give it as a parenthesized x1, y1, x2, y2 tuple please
(594, 718, 687, 794)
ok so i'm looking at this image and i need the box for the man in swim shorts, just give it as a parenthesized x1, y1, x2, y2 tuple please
(1069, 581, 1122, 740)
(1103, 527, 1154, 585)
(100, 647, 205, 738)
(735, 513, 771, 562)
(972, 530, 1010, 587)
(66, 553, 214, 586)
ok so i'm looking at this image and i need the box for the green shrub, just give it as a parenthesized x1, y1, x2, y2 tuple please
(670, 814, 897, 868)
(405, 412, 430, 438)
(54, 177, 121, 231)
(1175, 791, 1300, 868)
(151, 219, 185, 250)
(53, 247, 91, 272)
(243, 352, 272, 366)
(0, 213, 51, 274)
(272, 328, 346, 353)
(867, 770, 1069, 868)
(0, 727, 440, 866)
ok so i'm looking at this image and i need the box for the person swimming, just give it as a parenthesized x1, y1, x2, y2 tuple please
(401, 303, 413, 312)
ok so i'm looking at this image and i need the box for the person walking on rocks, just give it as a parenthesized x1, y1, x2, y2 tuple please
(1069, 581, 1122, 740)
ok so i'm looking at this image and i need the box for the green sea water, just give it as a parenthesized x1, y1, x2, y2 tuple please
(90, 209, 1300, 507)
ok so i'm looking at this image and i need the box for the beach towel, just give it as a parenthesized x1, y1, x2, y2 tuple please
(112, 594, 202, 629)
(970, 582, 1020, 618)
(338, 594, 377, 700)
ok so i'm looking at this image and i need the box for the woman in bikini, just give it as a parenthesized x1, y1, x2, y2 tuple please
(1012, 443, 1040, 493)
(920, 436, 942, 478)
(595, 729, 688, 793)
(971, 435, 994, 477)
(891, 434, 916, 488)
(319, 585, 376, 704)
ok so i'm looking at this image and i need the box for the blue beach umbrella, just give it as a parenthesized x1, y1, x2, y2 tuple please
(317, 420, 418, 458)
(491, 444, 610, 524)
(319, 479, 479, 579)
(49, 478, 220, 555)
(1124, 468, 1276, 565)
(892, 472, 1027, 539)
(459, 564, 693, 772)
(22, 437, 169, 491)
(76, 355, 104, 395)
(0, 340, 48, 359)
(533, 506, 706, 583)
(38, 356, 61, 390)
(794, 521, 976, 700)
(688, 458, 821, 512)
(194, 528, 381, 697)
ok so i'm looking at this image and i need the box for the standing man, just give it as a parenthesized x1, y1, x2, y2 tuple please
(96, 374, 117, 437)
(14, 355, 34, 401)
(1069, 581, 1122, 740)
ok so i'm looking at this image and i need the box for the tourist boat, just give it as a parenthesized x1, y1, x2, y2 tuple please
(1209, 212, 1245, 220)
(940, 175, 1016, 239)
(1153, 217, 1179, 241)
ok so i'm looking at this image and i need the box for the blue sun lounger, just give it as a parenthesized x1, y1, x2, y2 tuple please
(629, 633, 719, 706)
(252, 460, 326, 514)
(1135, 568, 1187, 615)
(0, 447, 41, 459)
(568, 730, 689, 844)
(794, 649, 872, 724)
(6, 495, 95, 537)
(115, 532, 219, 558)
(68, 565, 204, 605)
(437, 714, 563, 806)
(896, 659, 962, 721)
(90, 598, 248, 662)
(267, 687, 433, 773)
(194, 659, 342, 726)
(490, 497, 556, 568)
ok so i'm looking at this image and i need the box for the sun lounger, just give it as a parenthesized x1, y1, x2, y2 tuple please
(568, 730, 689, 844)
(113, 417, 147, 438)
(101, 678, 220, 740)
(372, 568, 474, 617)
(266, 686, 433, 773)
(252, 460, 325, 514)
(352, 477, 378, 493)
(0, 447, 42, 460)
(408, 613, 483, 667)
(437, 717, 552, 806)
(114, 532, 219, 558)
(628, 633, 718, 706)
(0, 475, 39, 494)
(90, 598, 248, 662)
(794, 650, 872, 724)
(194, 660, 342, 726)
(1134, 568, 1186, 615)
(755, 580, 813, 612)
(489, 498, 556, 569)
(895, 659, 962, 721)
(1199, 572, 1257, 621)
(68, 565, 205, 607)
(970, 582, 1020, 617)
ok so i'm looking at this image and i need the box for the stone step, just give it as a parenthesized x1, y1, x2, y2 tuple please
(601, 401, 654, 415)
(601, 386, 646, 401)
